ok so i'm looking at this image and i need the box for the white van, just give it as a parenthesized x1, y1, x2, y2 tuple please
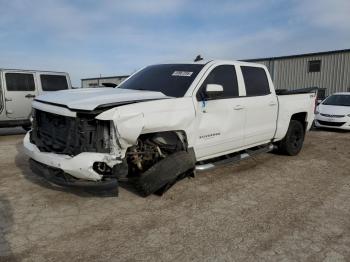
(0, 69, 72, 130)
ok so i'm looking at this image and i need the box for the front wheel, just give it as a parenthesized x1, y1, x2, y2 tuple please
(278, 120, 305, 156)
(22, 125, 31, 131)
(134, 151, 195, 197)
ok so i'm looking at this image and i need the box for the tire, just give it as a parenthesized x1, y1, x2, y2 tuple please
(278, 120, 305, 156)
(22, 125, 31, 131)
(134, 151, 195, 197)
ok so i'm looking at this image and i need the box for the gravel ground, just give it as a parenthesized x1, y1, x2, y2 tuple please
(0, 129, 350, 262)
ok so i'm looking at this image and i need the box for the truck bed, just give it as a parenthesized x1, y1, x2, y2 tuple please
(274, 92, 317, 141)
(276, 87, 318, 96)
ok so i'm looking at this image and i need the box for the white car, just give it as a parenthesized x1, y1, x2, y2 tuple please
(23, 60, 317, 196)
(315, 92, 350, 130)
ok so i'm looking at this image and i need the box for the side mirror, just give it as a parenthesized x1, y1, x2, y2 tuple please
(206, 84, 223, 97)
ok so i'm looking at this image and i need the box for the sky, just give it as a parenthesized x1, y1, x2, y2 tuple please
(0, 0, 349, 86)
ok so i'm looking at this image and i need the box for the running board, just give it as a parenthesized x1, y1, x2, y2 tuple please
(195, 144, 275, 172)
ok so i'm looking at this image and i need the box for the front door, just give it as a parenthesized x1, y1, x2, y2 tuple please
(194, 65, 246, 160)
(4, 72, 37, 119)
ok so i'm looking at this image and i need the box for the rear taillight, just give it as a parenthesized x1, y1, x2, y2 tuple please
(314, 96, 317, 113)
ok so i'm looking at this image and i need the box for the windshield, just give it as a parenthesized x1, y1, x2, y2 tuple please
(323, 94, 350, 106)
(119, 64, 204, 97)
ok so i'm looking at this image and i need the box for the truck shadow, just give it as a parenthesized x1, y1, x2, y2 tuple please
(118, 181, 143, 196)
(0, 127, 26, 136)
(15, 142, 118, 198)
(0, 196, 17, 261)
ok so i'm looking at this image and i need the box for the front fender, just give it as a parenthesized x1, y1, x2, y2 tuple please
(96, 108, 144, 149)
(96, 98, 196, 151)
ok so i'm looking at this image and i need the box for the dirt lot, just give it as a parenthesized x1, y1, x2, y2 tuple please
(0, 128, 350, 262)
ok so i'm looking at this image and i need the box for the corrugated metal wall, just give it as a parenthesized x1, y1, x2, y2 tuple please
(253, 51, 350, 96)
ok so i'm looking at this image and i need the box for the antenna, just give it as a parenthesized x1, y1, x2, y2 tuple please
(194, 55, 203, 62)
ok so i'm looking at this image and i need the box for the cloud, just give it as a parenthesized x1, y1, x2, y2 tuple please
(106, 0, 186, 15)
(293, 0, 350, 32)
(0, 0, 106, 41)
(188, 0, 272, 16)
(0, 0, 349, 86)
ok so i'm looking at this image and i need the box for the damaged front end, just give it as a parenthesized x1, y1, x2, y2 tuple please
(24, 108, 127, 193)
(24, 99, 196, 197)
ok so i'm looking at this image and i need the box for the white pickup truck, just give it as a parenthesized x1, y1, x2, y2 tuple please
(24, 60, 317, 196)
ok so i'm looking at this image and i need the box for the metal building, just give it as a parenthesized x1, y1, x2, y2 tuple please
(81, 75, 128, 88)
(245, 49, 350, 98)
(81, 49, 350, 98)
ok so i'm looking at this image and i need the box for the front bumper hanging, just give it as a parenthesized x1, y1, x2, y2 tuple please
(24, 133, 120, 191)
(29, 159, 119, 191)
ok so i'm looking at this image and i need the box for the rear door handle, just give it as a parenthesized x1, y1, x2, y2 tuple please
(5, 97, 12, 102)
(234, 105, 244, 110)
(25, 94, 36, 98)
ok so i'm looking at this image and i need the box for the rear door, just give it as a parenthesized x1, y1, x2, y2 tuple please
(194, 64, 247, 160)
(239, 66, 278, 146)
(4, 71, 38, 119)
(38, 73, 70, 93)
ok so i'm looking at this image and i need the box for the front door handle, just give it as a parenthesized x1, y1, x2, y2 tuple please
(25, 94, 36, 98)
(269, 101, 277, 106)
(5, 97, 12, 102)
(234, 105, 244, 110)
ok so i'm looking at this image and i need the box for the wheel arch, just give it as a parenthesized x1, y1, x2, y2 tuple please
(290, 112, 308, 130)
(136, 130, 196, 163)
(138, 130, 190, 150)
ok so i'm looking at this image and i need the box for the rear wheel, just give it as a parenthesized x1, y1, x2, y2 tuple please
(278, 120, 305, 156)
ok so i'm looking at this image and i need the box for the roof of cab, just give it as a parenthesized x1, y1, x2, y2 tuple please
(0, 68, 68, 74)
(154, 59, 266, 67)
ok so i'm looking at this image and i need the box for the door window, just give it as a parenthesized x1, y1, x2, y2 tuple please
(241, 66, 270, 96)
(5, 73, 35, 91)
(197, 65, 239, 100)
(40, 74, 68, 91)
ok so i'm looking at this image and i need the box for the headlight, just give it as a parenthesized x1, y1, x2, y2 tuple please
(314, 106, 320, 114)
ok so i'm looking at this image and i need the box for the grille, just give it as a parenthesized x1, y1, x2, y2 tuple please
(320, 113, 345, 118)
(317, 120, 346, 127)
(30, 109, 111, 156)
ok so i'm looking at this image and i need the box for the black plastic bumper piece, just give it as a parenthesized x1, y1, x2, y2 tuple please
(29, 159, 118, 193)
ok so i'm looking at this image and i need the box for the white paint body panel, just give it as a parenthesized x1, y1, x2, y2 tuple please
(23, 133, 121, 181)
(23, 60, 317, 181)
(274, 93, 316, 140)
(35, 87, 169, 111)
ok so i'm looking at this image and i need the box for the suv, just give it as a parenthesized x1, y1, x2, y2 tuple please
(0, 69, 71, 130)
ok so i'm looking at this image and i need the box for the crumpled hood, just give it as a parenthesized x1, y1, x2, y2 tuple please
(35, 88, 169, 111)
(318, 104, 350, 116)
